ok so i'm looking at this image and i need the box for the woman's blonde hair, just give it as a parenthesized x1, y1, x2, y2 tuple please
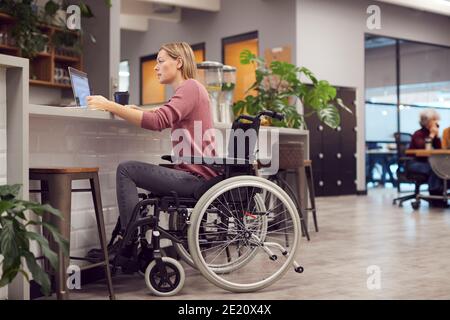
(159, 42, 197, 80)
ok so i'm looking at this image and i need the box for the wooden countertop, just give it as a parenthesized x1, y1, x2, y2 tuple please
(406, 149, 450, 157)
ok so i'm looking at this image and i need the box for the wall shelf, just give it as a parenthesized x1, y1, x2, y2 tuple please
(0, 12, 82, 89)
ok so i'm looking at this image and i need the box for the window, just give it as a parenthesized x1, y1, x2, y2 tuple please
(365, 36, 398, 142)
(118, 60, 130, 92)
(191, 42, 206, 63)
(222, 31, 258, 102)
(365, 35, 450, 141)
(140, 53, 165, 105)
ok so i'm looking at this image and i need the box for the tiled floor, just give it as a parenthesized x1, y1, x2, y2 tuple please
(66, 188, 450, 300)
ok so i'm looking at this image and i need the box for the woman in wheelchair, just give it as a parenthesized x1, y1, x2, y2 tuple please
(86, 42, 304, 296)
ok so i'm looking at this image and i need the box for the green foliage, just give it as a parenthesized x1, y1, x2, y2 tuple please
(233, 49, 352, 129)
(0, 0, 47, 58)
(0, 0, 113, 58)
(0, 184, 69, 296)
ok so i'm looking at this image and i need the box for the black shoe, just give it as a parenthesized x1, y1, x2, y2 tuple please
(85, 236, 135, 263)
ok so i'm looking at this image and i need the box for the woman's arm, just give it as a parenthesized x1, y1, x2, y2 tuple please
(86, 95, 155, 127)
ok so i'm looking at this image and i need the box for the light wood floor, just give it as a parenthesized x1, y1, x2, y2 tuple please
(67, 188, 450, 300)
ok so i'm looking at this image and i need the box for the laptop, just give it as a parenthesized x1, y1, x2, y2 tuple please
(69, 67, 91, 108)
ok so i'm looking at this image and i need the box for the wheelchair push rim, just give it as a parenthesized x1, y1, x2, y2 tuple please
(188, 176, 301, 293)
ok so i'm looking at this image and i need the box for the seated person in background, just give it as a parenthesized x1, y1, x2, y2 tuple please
(408, 109, 447, 207)
(443, 127, 450, 149)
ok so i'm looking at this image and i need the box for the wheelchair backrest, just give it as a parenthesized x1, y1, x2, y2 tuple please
(227, 117, 261, 162)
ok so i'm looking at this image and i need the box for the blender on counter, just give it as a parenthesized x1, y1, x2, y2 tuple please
(219, 65, 237, 124)
(197, 61, 223, 124)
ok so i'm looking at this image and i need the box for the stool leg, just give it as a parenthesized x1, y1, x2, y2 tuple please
(90, 174, 116, 300)
(285, 170, 310, 241)
(274, 172, 290, 247)
(305, 165, 318, 232)
(41, 175, 72, 300)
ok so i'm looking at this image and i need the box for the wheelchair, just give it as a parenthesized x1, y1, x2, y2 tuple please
(109, 110, 306, 296)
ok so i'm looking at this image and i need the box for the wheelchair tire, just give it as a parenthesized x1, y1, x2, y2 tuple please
(188, 176, 301, 293)
(145, 257, 185, 296)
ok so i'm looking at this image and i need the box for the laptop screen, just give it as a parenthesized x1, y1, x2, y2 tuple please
(69, 68, 91, 107)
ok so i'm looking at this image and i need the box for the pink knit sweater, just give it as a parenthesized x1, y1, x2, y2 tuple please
(141, 79, 219, 180)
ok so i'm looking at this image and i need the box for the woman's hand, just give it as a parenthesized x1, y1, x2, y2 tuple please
(429, 120, 440, 138)
(86, 95, 113, 112)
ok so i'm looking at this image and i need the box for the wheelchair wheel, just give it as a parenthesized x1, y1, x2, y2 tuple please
(145, 257, 185, 296)
(170, 195, 267, 273)
(188, 176, 300, 293)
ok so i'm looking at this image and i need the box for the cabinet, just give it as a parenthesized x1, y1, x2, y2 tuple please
(305, 87, 357, 196)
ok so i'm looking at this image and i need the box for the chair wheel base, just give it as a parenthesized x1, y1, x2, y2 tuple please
(412, 201, 420, 210)
(295, 266, 304, 273)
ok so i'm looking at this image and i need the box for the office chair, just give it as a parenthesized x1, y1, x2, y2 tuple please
(392, 132, 429, 207)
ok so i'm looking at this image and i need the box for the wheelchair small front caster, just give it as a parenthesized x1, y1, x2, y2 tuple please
(270, 255, 278, 261)
(145, 257, 185, 296)
(411, 200, 420, 210)
(295, 266, 304, 273)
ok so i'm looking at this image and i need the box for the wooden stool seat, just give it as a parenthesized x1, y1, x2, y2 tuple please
(30, 167, 99, 174)
(303, 160, 312, 166)
(29, 167, 115, 300)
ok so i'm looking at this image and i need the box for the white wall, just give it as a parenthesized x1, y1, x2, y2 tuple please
(296, 0, 450, 191)
(0, 68, 6, 186)
(0, 67, 7, 300)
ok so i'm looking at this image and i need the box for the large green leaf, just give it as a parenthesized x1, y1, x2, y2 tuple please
(317, 104, 340, 129)
(0, 184, 21, 200)
(25, 232, 58, 269)
(0, 220, 19, 259)
(23, 251, 52, 296)
(336, 98, 353, 114)
(42, 222, 70, 257)
(0, 200, 14, 214)
(18, 200, 63, 218)
(0, 265, 20, 288)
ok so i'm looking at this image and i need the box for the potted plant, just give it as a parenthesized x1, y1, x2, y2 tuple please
(233, 50, 352, 129)
(0, 184, 69, 296)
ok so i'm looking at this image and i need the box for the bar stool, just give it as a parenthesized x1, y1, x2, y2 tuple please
(269, 142, 310, 240)
(303, 160, 318, 232)
(29, 167, 115, 300)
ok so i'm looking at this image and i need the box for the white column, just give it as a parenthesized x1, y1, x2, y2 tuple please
(0, 53, 30, 300)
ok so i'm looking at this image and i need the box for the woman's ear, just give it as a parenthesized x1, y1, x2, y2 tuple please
(176, 57, 183, 70)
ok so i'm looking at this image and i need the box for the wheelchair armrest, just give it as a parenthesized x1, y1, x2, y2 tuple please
(171, 155, 251, 166)
(161, 154, 173, 163)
